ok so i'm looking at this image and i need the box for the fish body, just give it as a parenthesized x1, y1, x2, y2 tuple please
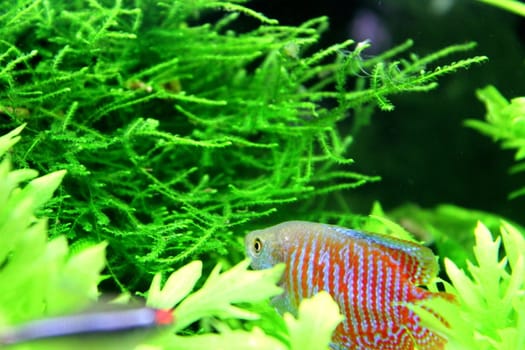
(0, 307, 174, 344)
(245, 221, 451, 350)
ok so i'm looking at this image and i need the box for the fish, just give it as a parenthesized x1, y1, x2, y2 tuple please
(0, 306, 174, 345)
(245, 221, 452, 350)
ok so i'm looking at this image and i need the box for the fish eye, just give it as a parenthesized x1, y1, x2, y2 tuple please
(253, 237, 263, 254)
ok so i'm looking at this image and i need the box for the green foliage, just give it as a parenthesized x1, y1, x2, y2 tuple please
(144, 259, 287, 350)
(283, 292, 342, 350)
(144, 261, 342, 350)
(363, 41, 487, 112)
(162, 260, 284, 330)
(0, 126, 342, 349)
(361, 201, 418, 241)
(465, 85, 525, 198)
(476, 0, 525, 17)
(411, 222, 525, 350)
(0, 124, 106, 324)
(8, 121, 525, 350)
(387, 203, 525, 269)
(0, 0, 486, 287)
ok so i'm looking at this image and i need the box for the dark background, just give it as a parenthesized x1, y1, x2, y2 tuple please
(251, 0, 525, 222)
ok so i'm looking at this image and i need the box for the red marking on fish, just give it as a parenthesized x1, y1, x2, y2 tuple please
(245, 221, 453, 350)
(154, 309, 174, 325)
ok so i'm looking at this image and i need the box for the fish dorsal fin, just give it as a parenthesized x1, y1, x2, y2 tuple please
(328, 224, 438, 285)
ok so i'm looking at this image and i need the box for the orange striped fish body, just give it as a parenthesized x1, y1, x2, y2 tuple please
(245, 221, 450, 350)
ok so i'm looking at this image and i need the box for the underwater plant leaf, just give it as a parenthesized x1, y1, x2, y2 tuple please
(360, 202, 418, 242)
(143, 265, 342, 350)
(0, 126, 107, 326)
(0, 123, 25, 157)
(283, 291, 343, 350)
(146, 260, 202, 309)
(411, 222, 525, 350)
(387, 203, 525, 270)
(500, 222, 525, 270)
(366, 214, 417, 242)
(477, 0, 525, 17)
(20, 170, 67, 212)
(173, 260, 284, 331)
(350, 41, 487, 112)
(47, 241, 108, 314)
(466, 85, 525, 198)
(152, 327, 286, 350)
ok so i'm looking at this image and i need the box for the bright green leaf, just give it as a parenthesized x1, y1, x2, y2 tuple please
(284, 291, 343, 350)
(412, 222, 525, 350)
(174, 260, 284, 331)
(147, 260, 202, 309)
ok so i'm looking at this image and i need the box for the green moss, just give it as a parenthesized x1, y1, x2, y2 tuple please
(0, 0, 486, 290)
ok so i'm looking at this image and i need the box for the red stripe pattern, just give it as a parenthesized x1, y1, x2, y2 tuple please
(246, 221, 451, 350)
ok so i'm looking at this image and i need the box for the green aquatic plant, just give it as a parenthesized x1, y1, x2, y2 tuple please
(476, 0, 525, 16)
(467, 1, 525, 200)
(388, 203, 525, 270)
(465, 86, 525, 199)
(5, 124, 525, 350)
(0, 124, 105, 324)
(0, 125, 342, 349)
(144, 260, 342, 350)
(412, 222, 525, 350)
(3, 1, 523, 349)
(0, 0, 487, 288)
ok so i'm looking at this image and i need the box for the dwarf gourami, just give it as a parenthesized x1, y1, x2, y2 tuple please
(245, 221, 452, 350)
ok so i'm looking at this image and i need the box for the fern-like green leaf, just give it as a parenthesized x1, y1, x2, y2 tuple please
(0, 127, 106, 324)
(173, 260, 284, 331)
(477, 0, 525, 17)
(284, 291, 343, 350)
(411, 222, 525, 350)
(142, 260, 342, 350)
(466, 85, 525, 198)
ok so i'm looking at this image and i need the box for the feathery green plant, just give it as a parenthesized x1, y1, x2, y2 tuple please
(0, 125, 342, 349)
(0, 0, 487, 288)
(465, 86, 525, 199)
